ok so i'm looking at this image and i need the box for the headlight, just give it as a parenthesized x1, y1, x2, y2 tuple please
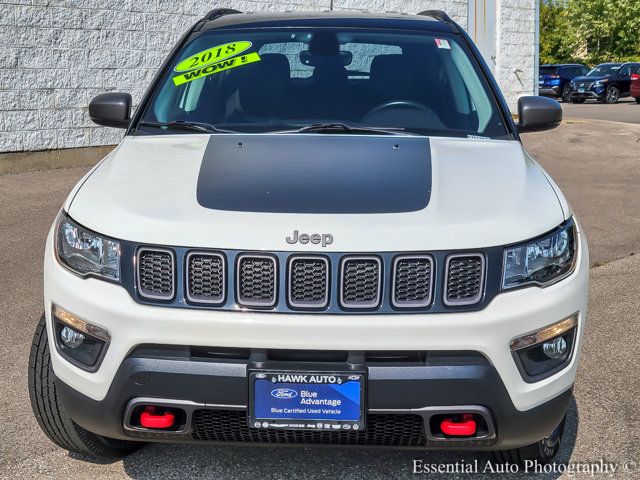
(502, 219, 577, 289)
(55, 213, 120, 282)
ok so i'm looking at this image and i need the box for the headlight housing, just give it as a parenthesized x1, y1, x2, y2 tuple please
(502, 219, 577, 289)
(55, 213, 120, 282)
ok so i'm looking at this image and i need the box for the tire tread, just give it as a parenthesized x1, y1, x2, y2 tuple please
(28, 314, 139, 459)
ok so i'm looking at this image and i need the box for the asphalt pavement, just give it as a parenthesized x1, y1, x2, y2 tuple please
(1, 120, 639, 479)
(561, 97, 640, 124)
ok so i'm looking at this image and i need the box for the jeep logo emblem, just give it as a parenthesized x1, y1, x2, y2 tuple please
(286, 230, 333, 247)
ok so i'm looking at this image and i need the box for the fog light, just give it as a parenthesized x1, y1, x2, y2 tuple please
(60, 326, 85, 348)
(543, 336, 567, 359)
(52, 305, 110, 371)
(510, 313, 578, 382)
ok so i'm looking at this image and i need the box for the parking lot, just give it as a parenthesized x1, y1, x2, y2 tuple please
(562, 97, 640, 124)
(1, 117, 639, 479)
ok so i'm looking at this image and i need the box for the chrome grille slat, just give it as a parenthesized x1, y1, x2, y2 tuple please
(392, 255, 434, 308)
(444, 254, 485, 306)
(236, 254, 278, 307)
(340, 256, 382, 309)
(137, 248, 175, 300)
(288, 256, 330, 308)
(186, 252, 225, 304)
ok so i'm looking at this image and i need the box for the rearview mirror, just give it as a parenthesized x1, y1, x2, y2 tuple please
(517, 96, 562, 132)
(89, 92, 132, 128)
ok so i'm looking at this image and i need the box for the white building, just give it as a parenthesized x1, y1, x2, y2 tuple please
(0, 1, 537, 154)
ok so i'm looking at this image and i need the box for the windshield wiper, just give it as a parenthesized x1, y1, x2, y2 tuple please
(287, 123, 410, 135)
(137, 120, 235, 134)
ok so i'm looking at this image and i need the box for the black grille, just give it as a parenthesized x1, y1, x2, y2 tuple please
(340, 257, 382, 308)
(186, 252, 225, 304)
(393, 256, 433, 308)
(192, 409, 426, 446)
(288, 256, 329, 308)
(237, 255, 277, 307)
(444, 254, 484, 305)
(137, 249, 174, 300)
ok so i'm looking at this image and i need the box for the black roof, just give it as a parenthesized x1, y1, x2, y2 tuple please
(199, 11, 456, 33)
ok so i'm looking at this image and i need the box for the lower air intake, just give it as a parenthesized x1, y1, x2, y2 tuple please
(191, 410, 426, 446)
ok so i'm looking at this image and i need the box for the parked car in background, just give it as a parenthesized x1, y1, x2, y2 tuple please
(630, 65, 640, 103)
(539, 64, 589, 102)
(568, 62, 640, 104)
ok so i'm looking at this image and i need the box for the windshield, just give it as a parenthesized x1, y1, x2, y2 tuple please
(138, 29, 509, 139)
(586, 64, 621, 77)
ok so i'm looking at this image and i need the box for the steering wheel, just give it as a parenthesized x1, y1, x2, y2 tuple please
(363, 100, 433, 120)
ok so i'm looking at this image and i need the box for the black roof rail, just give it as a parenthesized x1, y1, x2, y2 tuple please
(204, 8, 242, 21)
(417, 10, 453, 24)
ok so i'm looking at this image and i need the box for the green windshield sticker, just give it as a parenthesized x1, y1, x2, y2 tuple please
(174, 41, 253, 72)
(172, 52, 261, 86)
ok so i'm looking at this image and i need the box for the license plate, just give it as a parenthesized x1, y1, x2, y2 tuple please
(248, 371, 365, 431)
(578, 88, 585, 93)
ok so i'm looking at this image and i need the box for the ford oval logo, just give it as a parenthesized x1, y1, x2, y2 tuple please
(271, 388, 298, 400)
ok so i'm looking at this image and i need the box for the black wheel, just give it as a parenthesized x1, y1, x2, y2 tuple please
(492, 414, 566, 466)
(635, 97, 640, 104)
(561, 85, 572, 102)
(28, 314, 142, 460)
(605, 85, 620, 104)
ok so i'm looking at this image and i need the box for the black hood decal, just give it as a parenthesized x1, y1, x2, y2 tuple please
(196, 134, 431, 214)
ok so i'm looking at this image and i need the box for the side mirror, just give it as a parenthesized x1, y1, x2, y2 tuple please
(517, 96, 562, 132)
(89, 92, 132, 128)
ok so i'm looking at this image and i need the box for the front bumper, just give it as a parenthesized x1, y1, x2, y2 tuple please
(44, 224, 588, 448)
(55, 347, 573, 450)
(568, 88, 603, 100)
(539, 86, 561, 96)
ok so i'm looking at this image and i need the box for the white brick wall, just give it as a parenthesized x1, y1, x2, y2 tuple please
(0, 0, 531, 154)
(495, 0, 537, 110)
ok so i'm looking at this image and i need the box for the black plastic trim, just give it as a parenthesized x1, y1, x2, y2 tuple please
(55, 347, 573, 450)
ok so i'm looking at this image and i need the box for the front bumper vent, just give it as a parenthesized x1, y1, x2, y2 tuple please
(392, 255, 434, 308)
(186, 252, 225, 304)
(340, 256, 382, 309)
(136, 248, 175, 300)
(236, 254, 277, 308)
(192, 409, 426, 446)
(288, 256, 330, 308)
(444, 254, 485, 306)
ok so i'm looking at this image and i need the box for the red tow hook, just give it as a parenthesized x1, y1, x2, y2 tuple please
(440, 414, 477, 437)
(139, 406, 175, 429)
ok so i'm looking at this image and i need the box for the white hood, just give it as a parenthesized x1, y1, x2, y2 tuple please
(68, 134, 565, 251)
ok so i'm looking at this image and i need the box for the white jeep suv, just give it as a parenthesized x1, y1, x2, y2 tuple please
(29, 9, 588, 464)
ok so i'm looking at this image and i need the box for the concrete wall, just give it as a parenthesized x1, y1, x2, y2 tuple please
(0, 0, 533, 155)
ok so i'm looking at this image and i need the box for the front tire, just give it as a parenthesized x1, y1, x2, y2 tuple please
(561, 85, 572, 102)
(605, 85, 620, 104)
(28, 314, 141, 460)
(635, 97, 640, 104)
(492, 414, 566, 466)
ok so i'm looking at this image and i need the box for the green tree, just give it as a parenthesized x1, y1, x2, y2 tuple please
(540, 0, 579, 64)
(568, 0, 640, 63)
